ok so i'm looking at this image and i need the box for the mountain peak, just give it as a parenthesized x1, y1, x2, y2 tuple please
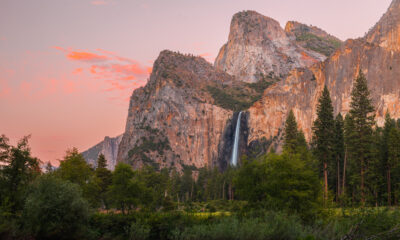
(228, 10, 286, 45)
(215, 11, 325, 82)
(285, 21, 342, 56)
(365, 0, 400, 50)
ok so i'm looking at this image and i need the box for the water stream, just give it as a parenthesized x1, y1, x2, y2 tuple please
(230, 111, 242, 166)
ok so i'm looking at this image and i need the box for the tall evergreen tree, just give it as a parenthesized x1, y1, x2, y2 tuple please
(95, 153, 112, 208)
(284, 110, 299, 153)
(348, 69, 375, 205)
(312, 86, 335, 203)
(344, 114, 357, 204)
(97, 153, 107, 169)
(333, 113, 345, 202)
(382, 113, 396, 205)
(388, 127, 400, 205)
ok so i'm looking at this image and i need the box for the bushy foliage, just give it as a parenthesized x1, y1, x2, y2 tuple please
(171, 212, 310, 240)
(0, 135, 40, 215)
(234, 152, 321, 220)
(22, 175, 90, 239)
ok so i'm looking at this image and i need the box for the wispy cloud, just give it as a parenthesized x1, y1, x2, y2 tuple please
(54, 46, 110, 62)
(53, 47, 151, 101)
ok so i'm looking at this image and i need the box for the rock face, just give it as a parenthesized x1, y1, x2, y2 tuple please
(214, 11, 326, 83)
(82, 135, 122, 170)
(248, 0, 400, 148)
(366, 0, 400, 51)
(285, 21, 342, 56)
(117, 50, 242, 171)
(86, 0, 400, 171)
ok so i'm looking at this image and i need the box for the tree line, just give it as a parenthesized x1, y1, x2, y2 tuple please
(312, 69, 400, 207)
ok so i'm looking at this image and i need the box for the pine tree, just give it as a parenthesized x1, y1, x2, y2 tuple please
(97, 154, 107, 169)
(284, 110, 299, 153)
(348, 69, 375, 205)
(388, 127, 400, 205)
(94, 154, 112, 208)
(343, 114, 355, 201)
(312, 86, 335, 203)
(333, 113, 345, 202)
(382, 113, 396, 205)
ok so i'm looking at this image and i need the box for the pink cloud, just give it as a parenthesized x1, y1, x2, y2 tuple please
(54, 46, 110, 62)
(67, 51, 109, 62)
(53, 47, 151, 100)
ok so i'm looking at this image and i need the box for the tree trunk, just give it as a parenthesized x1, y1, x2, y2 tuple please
(342, 150, 347, 198)
(229, 183, 232, 200)
(361, 160, 365, 205)
(388, 167, 392, 206)
(324, 161, 328, 204)
(222, 179, 225, 200)
(191, 181, 194, 201)
(337, 157, 341, 203)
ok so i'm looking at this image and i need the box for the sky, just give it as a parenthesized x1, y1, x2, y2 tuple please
(0, 0, 392, 165)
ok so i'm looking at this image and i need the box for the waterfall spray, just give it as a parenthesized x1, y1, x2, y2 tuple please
(230, 111, 242, 166)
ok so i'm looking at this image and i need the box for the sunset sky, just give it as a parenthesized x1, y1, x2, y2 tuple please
(0, 0, 392, 165)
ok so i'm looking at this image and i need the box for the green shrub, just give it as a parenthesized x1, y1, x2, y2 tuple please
(171, 212, 309, 240)
(128, 221, 151, 240)
(22, 175, 91, 239)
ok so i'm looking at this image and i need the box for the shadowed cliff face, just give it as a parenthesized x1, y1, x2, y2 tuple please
(217, 112, 249, 171)
(117, 51, 240, 171)
(214, 11, 326, 83)
(248, 0, 400, 146)
(82, 135, 122, 171)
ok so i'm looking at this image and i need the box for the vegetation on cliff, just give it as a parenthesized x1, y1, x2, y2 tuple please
(206, 77, 277, 111)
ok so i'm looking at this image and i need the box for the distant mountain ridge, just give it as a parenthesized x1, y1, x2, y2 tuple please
(82, 135, 122, 170)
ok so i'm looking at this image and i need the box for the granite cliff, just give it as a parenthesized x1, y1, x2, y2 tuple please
(214, 11, 326, 83)
(116, 50, 260, 171)
(285, 21, 342, 57)
(82, 135, 122, 170)
(85, 1, 400, 170)
(248, 0, 400, 150)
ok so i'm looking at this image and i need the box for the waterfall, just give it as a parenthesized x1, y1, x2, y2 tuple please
(230, 111, 242, 166)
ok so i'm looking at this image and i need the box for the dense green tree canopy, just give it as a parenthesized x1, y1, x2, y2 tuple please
(23, 175, 90, 240)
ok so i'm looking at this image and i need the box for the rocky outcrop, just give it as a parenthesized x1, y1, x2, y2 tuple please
(214, 11, 326, 83)
(285, 21, 342, 56)
(116, 50, 249, 171)
(365, 0, 400, 51)
(82, 135, 122, 170)
(248, 0, 400, 148)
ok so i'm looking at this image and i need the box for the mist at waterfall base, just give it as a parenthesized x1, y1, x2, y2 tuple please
(230, 112, 242, 166)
